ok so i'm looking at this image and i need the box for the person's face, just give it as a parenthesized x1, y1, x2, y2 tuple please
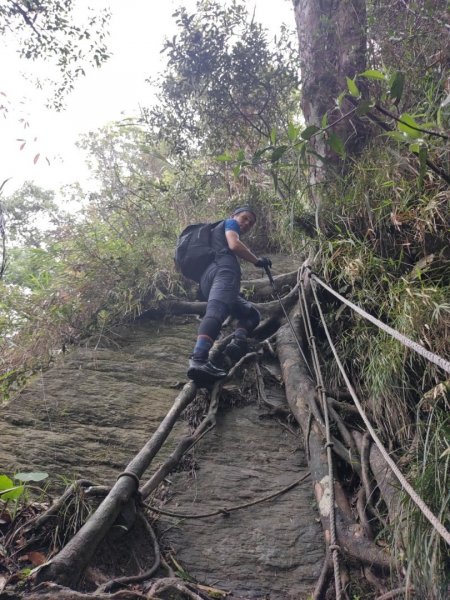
(233, 211, 256, 234)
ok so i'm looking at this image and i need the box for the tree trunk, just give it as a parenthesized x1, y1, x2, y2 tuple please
(292, 0, 367, 214)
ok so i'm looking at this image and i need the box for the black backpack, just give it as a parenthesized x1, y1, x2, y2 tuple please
(174, 220, 223, 282)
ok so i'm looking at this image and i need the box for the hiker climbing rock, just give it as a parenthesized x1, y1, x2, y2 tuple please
(179, 206, 272, 383)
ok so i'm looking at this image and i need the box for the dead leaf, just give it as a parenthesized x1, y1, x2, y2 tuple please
(28, 551, 46, 566)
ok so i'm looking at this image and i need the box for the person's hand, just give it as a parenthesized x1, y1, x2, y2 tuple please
(254, 257, 272, 269)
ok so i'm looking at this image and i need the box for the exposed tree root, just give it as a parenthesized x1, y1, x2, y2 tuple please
(277, 307, 393, 572)
(312, 551, 332, 600)
(254, 361, 290, 417)
(352, 430, 399, 525)
(363, 566, 388, 594)
(140, 350, 258, 501)
(144, 472, 310, 519)
(327, 402, 358, 460)
(356, 486, 374, 540)
(97, 513, 161, 593)
(1, 267, 408, 599)
(360, 432, 376, 511)
(241, 269, 298, 299)
(146, 577, 207, 600)
(0, 583, 147, 599)
(327, 396, 362, 418)
(35, 382, 197, 588)
(144, 277, 298, 321)
(375, 587, 415, 600)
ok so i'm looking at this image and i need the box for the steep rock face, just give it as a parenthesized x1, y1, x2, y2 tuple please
(1, 317, 193, 483)
(159, 402, 323, 599)
(0, 313, 324, 598)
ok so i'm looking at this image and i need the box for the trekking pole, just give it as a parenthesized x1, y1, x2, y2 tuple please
(264, 265, 313, 378)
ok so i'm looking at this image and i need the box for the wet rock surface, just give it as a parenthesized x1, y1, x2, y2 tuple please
(0, 265, 324, 598)
(159, 402, 323, 599)
(0, 316, 195, 485)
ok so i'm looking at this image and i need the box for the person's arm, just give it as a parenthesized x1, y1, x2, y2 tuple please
(225, 230, 258, 264)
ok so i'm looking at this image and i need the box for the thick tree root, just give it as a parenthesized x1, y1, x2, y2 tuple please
(35, 382, 197, 588)
(312, 551, 332, 600)
(97, 513, 161, 593)
(277, 307, 392, 572)
(0, 583, 147, 599)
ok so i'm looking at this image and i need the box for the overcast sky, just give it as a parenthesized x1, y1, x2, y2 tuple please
(0, 0, 295, 196)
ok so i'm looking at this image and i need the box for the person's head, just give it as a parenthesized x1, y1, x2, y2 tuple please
(231, 205, 257, 234)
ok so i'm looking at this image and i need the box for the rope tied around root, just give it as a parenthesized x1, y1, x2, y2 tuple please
(144, 471, 310, 520)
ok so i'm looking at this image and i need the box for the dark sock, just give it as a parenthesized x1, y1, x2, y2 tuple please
(192, 335, 213, 362)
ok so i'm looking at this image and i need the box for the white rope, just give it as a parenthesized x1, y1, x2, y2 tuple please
(310, 273, 450, 375)
(299, 273, 342, 599)
(310, 279, 450, 546)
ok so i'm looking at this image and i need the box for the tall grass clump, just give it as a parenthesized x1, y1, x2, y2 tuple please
(319, 139, 449, 430)
(394, 391, 450, 599)
(315, 137, 449, 595)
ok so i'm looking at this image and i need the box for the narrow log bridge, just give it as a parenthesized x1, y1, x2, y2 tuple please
(0, 264, 396, 599)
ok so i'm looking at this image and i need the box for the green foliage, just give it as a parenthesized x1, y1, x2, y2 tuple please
(0, 3, 448, 595)
(315, 134, 449, 595)
(346, 76, 360, 98)
(0, 470, 48, 518)
(0, 0, 111, 107)
(327, 132, 346, 158)
(0, 474, 24, 502)
(149, 0, 299, 156)
(367, 0, 448, 107)
(360, 69, 385, 81)
(2, 183, 60, 249)
(389, 71, 405, 104)
(395, 393, 450, 598)
(341, 67, 448, 185)
(0, 123, 245, 386)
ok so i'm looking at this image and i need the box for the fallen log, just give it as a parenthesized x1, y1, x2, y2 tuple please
(140, 292, 298, 321)
(241, 269, 298, 298)
(140, 271, 299, 321)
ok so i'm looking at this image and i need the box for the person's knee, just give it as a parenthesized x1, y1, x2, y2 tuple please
(205, 299, 230, 324)
(198, 299, 230, 341)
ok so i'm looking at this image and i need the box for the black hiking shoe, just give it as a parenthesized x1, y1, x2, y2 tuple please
(187, 359, 227, 384)
(224, 337, 248, 362)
